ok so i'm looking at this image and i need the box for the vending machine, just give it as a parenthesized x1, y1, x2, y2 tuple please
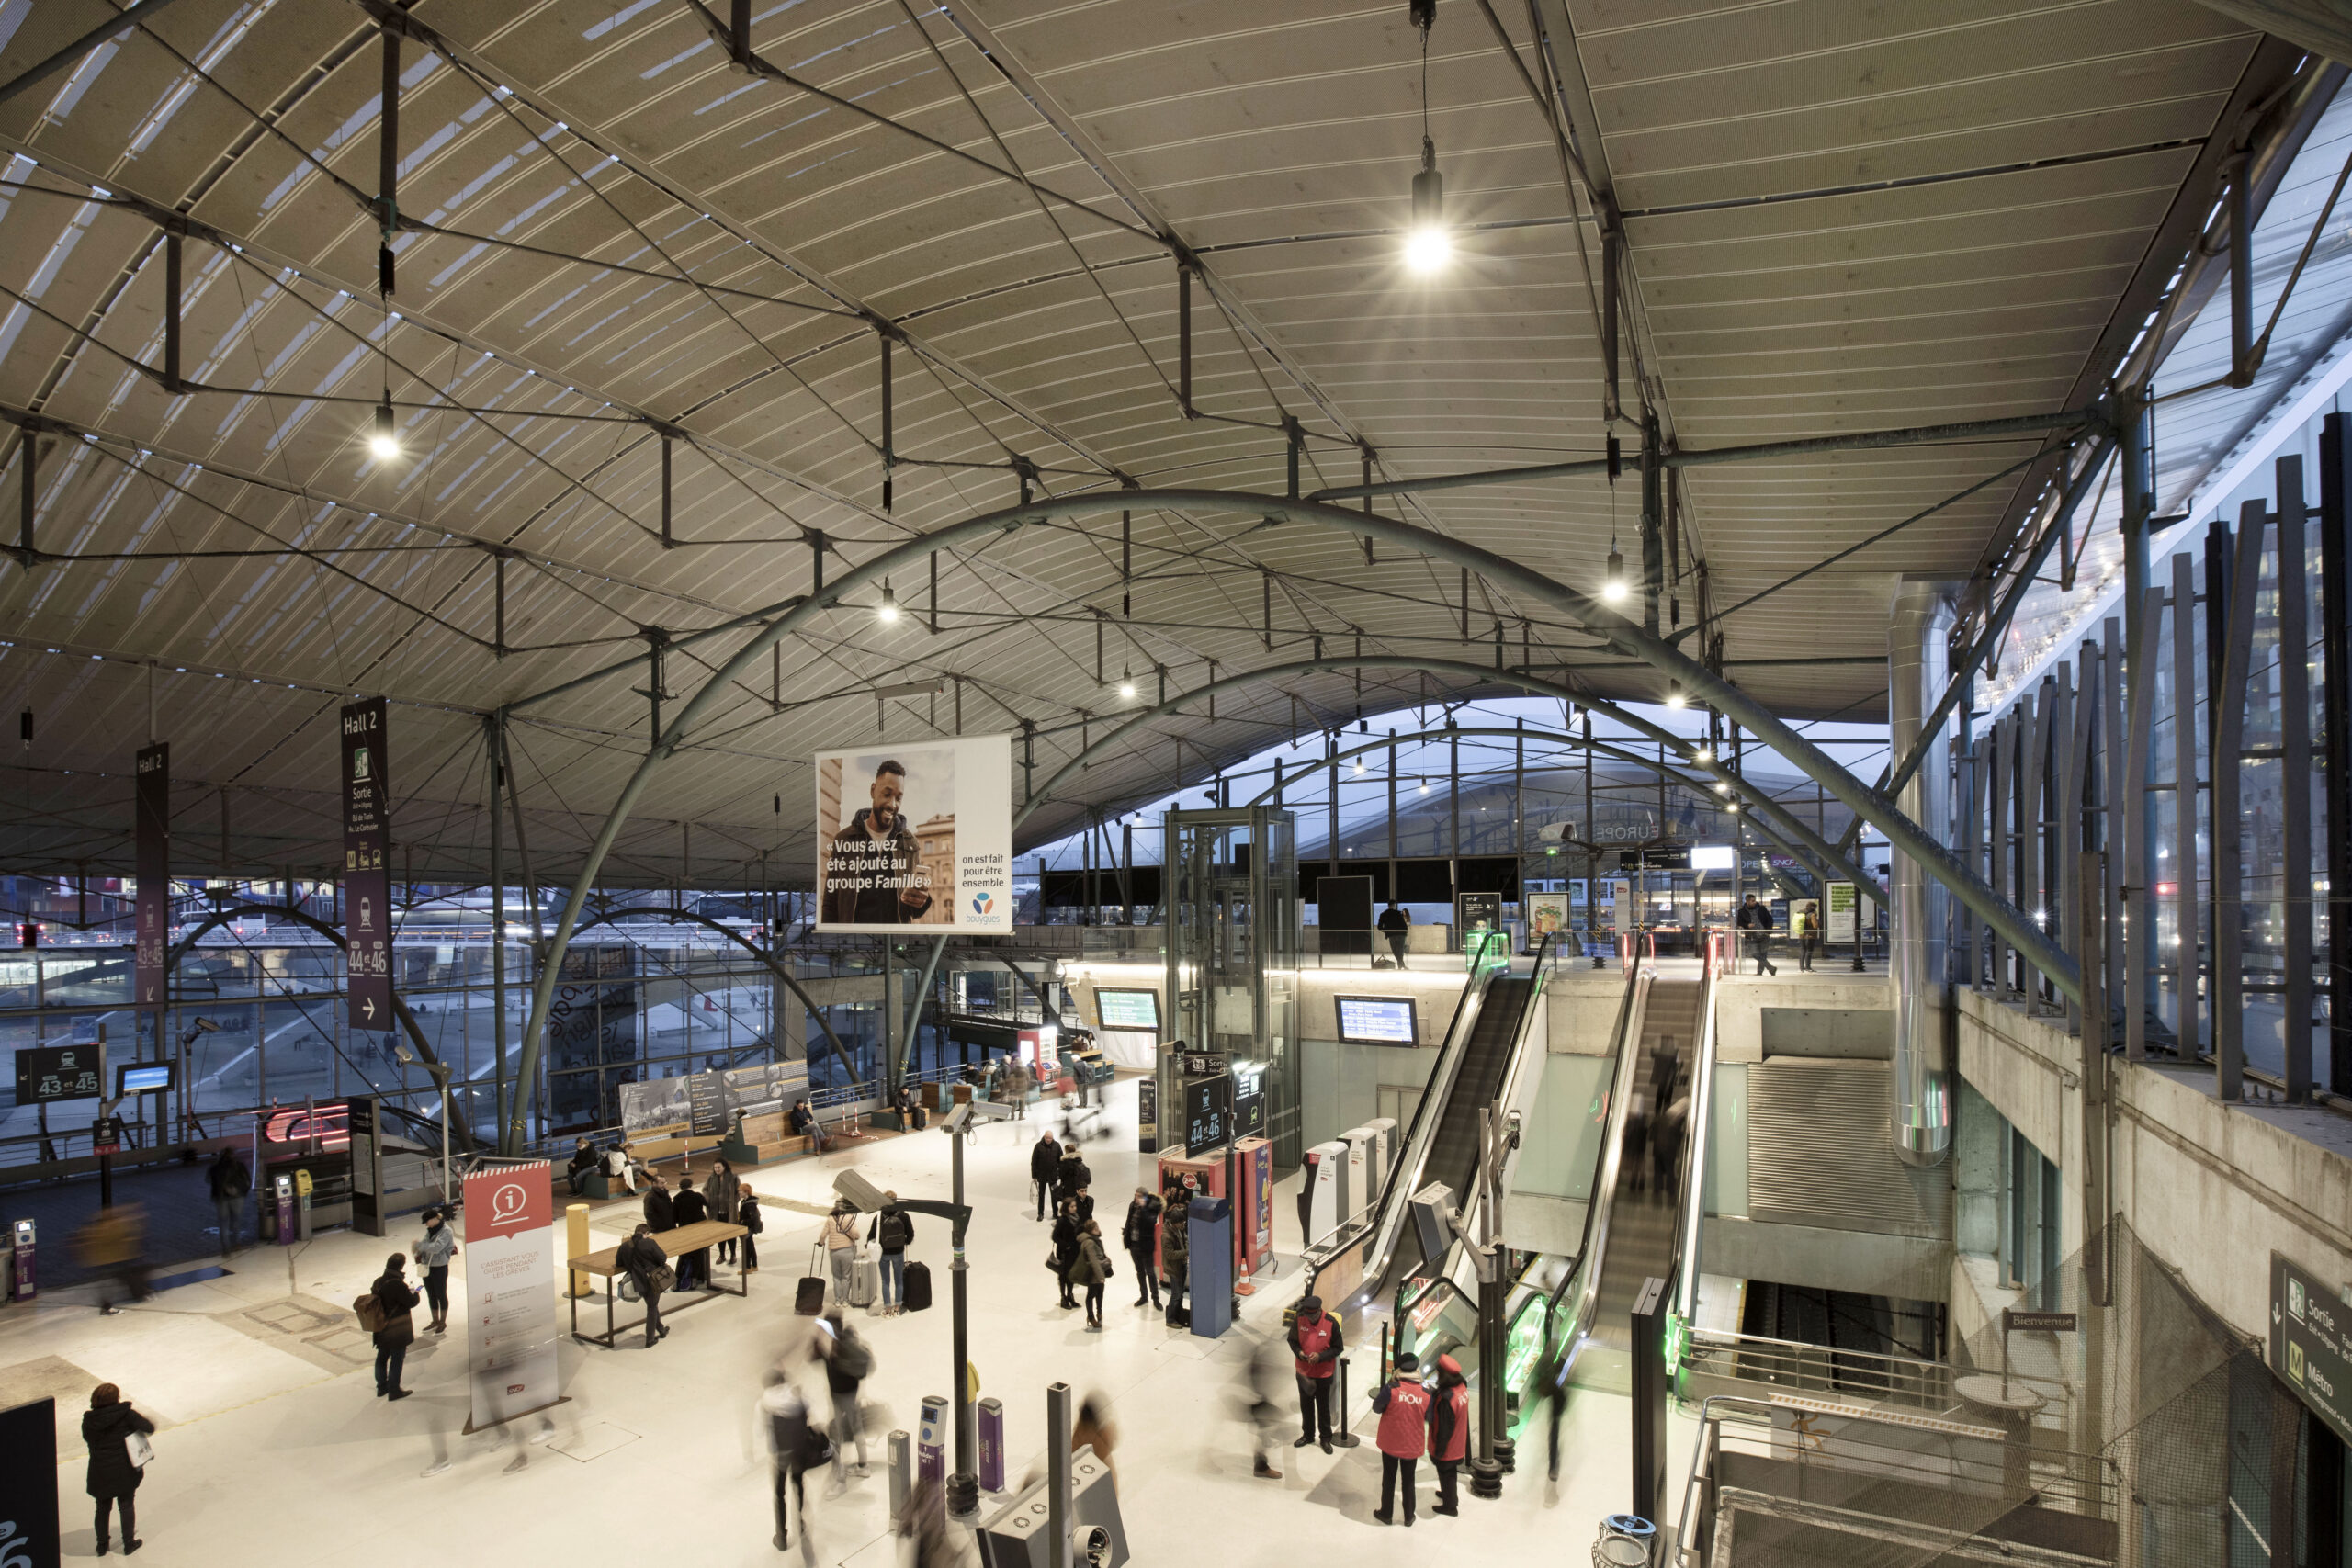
(1340, 1127, 1375, 1222)
(1235, 1136, 1272, 1275)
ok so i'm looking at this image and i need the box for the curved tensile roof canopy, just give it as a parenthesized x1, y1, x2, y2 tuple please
(0, 0, 2309, 887)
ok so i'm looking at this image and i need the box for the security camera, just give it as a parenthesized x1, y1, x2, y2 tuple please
(393, 1044, 416, 1066)
(832, 1168, 888, 1213)
(941, 1104, 972, 1136)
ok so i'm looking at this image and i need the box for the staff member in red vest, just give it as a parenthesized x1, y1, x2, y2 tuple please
(1371, 1350, 1430, 1526)
(1287, 1294, 1343, 1452)
(1428, 1354, 1470, 1516)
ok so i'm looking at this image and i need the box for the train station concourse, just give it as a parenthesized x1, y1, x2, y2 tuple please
(6, 1, 2352, 1564)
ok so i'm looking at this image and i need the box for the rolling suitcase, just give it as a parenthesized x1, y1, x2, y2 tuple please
(846, 1246, 879, 1310)
(795, 1243, 826, 1316)
(902, 1259, 933, 1312)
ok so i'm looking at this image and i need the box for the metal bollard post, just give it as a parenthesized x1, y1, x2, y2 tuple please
(1333, 1356, 1362, 1448)
(888, 1428, 910, 1517)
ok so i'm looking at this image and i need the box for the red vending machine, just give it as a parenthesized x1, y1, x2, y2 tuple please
(1235, 1136, 1272, 1278)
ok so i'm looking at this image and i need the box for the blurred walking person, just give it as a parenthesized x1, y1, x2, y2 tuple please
(82, 1205, 151, 1316)
(754, 1370, 818, 1563)
(1234, 1328, 1287, 1479)
(811, 1309, 874, 1491)
(84, 1382, 153, 1555)
(369, 1252, 418, 1399)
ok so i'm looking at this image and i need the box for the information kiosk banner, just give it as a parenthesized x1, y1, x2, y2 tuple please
(1825, 881, 1859, 944)
(814, 735, 1012, 933)
(463, 1161, 560, 1432)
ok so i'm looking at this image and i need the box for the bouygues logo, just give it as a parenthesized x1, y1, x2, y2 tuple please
(971, 892, 993, 917)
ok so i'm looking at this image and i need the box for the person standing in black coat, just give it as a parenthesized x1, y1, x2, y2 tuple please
(738, 1184, 763, 1276)
(671, 1175, 711, 1291)
(84, 1382, 153, 1555)
(1121, 1188, 1163, 1308)
(370, 1254, 418, 1400)
(618, 1224, 670, 1348)
(644, 1174, 675, 1233)
(206, 1148, 250, 1258)
(1029, 1132, 1060, 1221)
(1051, 1201, 1081, 1310)
(1054, 1148, 1091, 1211)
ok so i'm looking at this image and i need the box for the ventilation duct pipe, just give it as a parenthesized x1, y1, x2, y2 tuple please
(1889, 581, 1955, 1167)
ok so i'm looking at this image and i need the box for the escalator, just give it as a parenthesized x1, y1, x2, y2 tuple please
(1570, 975, 1703, 1393)
(1329, 934, 1555, 1308)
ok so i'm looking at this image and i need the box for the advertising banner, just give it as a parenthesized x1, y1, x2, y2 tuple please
(1238, 1135, 1272, 1274)
(462, 1160, 560, 1432)
(1825, 881, 1859, 944)
(1526, 891, 1569, 942)
(341, 698, 393, 1031)
(134, 742, 168, 1009)
(815, 735, 1012, 932)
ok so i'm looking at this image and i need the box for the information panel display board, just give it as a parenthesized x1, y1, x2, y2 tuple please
(14, 1043, 103, 1105)
(1182, 1075, 1231, 1155)
(342, 697, 393, 1030)
(1335, 995, 1418, 1045)
(1825, 881, 1859, 944)
(815, 735, 1012, 932)
(1094, 987, 1159, 1032)
(134, 742, 168, 1010)
(463, 1160, 560, 1433)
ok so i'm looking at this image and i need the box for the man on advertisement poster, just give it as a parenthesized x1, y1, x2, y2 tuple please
(814, 735, 1012, 933)
(820, 757, 938, 924)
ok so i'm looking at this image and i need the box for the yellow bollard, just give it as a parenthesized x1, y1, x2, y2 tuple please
(567, 1202, 593, 1299)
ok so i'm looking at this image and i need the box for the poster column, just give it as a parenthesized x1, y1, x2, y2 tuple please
(134, 743, 168, 1010)
(461, 1160, 560, 1432)
(342, 697, 393, 1032)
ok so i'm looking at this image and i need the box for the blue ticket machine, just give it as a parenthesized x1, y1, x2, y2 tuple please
(274, 1173, 299, 1247)
(1188, 1195, 1233, 1339)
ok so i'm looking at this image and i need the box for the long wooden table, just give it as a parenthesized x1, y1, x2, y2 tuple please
(566, 1218, 750, 1348)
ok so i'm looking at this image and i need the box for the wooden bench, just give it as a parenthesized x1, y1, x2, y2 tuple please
(565, 1218, 751, 1348)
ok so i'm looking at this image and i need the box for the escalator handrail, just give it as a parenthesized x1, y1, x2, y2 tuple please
(1338, 931, 1510, 1283)
(1539, 959, 1653, 1389)
(1668, 937, 1727, 1325)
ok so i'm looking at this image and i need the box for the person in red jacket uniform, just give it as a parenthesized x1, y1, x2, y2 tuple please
(1428, 1353, 1470, 1516)
(1371, 1350, 1431, 1526)
(1288, 1294, 1343, 1451)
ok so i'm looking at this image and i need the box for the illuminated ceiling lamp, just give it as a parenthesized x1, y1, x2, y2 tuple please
(1118, 667, 1137, 701)
(1602, 544, 1628, 604)
(368, 397, 399, 460)
(1665, 681, 1686, 710)
(1401, 0, 1449, 275)
(877, 580, 900, 623)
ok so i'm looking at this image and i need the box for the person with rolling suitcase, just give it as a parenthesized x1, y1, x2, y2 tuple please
(796, 1242, 828, 1317)
(869, 1193, 914, 1315)
(821, 1200, 861, 1304)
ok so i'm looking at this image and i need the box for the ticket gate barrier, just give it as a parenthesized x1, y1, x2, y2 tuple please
(274, 1174, 299, 1247)
(1301, 1140, 1350, 1249)
(978, 1396, 1006, 1492)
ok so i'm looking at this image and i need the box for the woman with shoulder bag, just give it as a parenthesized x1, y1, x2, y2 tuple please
(1073, 1220, 1114, 1329)
(85, 1382, 154, 1555)
(411, 1207, 456, 1334)
(370, 1253, 419, 1399)
(738, 1184, 763, 1275)
(822, 1200, 861, 1304)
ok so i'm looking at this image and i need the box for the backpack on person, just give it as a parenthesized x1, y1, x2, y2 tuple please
(354, 1290, 388, 1333)
(834, 1334, 874, 1381)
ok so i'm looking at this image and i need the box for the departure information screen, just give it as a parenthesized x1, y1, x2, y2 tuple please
(1094, 987, 1159, 1032)
(1335, 996, 1418, 1044)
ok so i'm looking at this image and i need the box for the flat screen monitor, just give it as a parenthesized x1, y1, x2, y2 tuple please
(117, 1062, 175, 1096)
(1690, 843, 1736, 871)
(1335, 995, 1418, 1045)
(1094, 987, 1159, 1032)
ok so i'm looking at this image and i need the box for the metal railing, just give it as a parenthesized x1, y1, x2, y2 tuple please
(1675, 1393, 2120, 1567)
(1681, 1325, 2075, 1425)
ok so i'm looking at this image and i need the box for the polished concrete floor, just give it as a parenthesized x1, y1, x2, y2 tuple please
(4, 1079, 1690, 1563)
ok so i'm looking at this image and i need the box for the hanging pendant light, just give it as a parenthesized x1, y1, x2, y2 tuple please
(368, 398, 400, 460)
(877, 580, 900, 623)
(1602, 546, 1628, 603)
(1402, 0, 1449, 275)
